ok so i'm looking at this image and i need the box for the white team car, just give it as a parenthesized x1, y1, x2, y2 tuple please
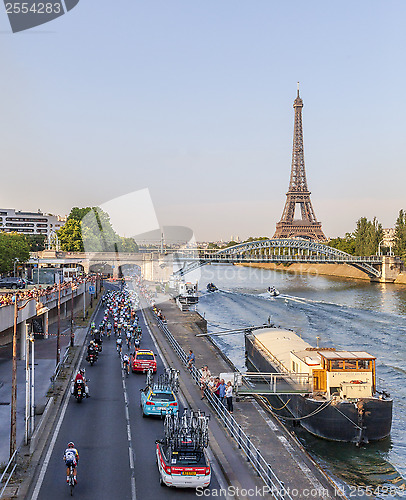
(156, 440, 211, 488)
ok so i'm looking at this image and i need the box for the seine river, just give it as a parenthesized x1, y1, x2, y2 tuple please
(195, 264, 406, 498)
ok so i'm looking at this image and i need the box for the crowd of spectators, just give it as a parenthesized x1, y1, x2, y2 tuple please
(0, 276, 93, 308)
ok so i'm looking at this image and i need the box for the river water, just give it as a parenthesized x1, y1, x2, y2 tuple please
(194, 264, 406, 498)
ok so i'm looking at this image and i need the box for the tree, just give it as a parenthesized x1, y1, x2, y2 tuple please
(394, 210, 406, 259)
(68, 207, 92, 222)
(58, 207, 140, 253)
(57, 219, 84, 252)
(0, 233, 30, 274)
(119, 237, 139, 253)
(328, 233, 356, 255)
(352, 217, 383, 256)
(24, 234, 47, 252)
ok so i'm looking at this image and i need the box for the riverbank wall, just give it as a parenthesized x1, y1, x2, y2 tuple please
(238, 262, 406, 285)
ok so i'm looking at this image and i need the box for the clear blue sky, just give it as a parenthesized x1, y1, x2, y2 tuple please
(0, 1, 404, 240)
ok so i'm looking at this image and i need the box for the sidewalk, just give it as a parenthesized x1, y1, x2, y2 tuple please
(0, 319, 88, 465)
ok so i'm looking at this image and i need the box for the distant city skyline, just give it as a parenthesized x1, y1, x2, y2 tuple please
(0, 1, 405, 241)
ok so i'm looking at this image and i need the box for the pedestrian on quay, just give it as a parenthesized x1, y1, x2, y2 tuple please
(187, 350, 195, 370)
(218, 379, 226, 404)
(225, 381, 233, 413)
(211, 377, 221, 398)
(200, 365, 211, 399)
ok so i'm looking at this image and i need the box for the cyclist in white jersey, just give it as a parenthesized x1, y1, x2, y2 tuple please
(63, 442, 79, 483)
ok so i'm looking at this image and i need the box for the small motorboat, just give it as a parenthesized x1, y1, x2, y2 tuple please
(207, 283, 218, 292)
(267, 286, 280, 297)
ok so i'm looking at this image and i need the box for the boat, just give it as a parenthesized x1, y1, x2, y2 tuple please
(176, 282, 199, 306)
(206, 283, 218, 292)
(245, 328, 393, 444)
(267, 286, 280, 297)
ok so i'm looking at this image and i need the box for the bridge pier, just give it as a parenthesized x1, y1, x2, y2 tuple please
(370, 256, 403, 283)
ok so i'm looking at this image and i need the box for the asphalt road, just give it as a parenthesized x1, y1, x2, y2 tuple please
(29, 284, 221, 499)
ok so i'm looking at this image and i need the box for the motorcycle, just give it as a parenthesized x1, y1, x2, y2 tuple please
(74, 380, 86, 403)
(87, 352, 97, 366)
(94, 339, 103, 352)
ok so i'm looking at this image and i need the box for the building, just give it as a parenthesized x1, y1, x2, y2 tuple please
(0, 208, 66, 237)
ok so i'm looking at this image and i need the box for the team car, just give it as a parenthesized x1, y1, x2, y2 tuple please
(140, 387, 179, 417)
(131, 349, 157, 373)
(156, 440, 211, 489)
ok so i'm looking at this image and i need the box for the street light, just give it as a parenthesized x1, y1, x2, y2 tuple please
(10, 294, 34, 459)
(13, 258, 19, 277)
(378, 240, 384, 256)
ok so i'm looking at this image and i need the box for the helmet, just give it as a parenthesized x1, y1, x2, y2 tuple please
(68, 442, 75, 448)
(90, 340, 94, 345)
(80, 368, 85, 375)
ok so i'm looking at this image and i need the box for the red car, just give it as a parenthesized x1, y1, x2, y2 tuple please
(131, 350, 157, 373)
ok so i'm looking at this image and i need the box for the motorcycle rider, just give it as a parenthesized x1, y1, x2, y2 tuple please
(64, 442, 79, 484)
(87, 341, 98, 361)
(72, 368, 89, 397)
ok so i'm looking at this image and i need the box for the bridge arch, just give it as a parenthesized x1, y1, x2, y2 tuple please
(175, 239, 381, 279)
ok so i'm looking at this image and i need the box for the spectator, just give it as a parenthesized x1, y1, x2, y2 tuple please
(200, 365, 211, 400)
(207, 377, 215, 392)
(225, 381, 233, 413)
(211, 377, 221, 398)
(187, 350, 195, 370)
(218, 379, 226, 403)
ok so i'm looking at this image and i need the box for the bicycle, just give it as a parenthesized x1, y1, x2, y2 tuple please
(123, 359, 130, 377)
(68, 464, 75, 496)
(145, 368, 153, 387)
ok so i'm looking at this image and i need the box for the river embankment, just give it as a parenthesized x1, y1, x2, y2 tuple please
(238, 262, 406, 284)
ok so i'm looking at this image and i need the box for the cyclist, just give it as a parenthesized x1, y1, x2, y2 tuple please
(116, 336, 122, 354)
(90, 321, 95, 334)
(63, 442, 79, 484)
(126, 330, 131, 349)
(122, 353, 130, 375)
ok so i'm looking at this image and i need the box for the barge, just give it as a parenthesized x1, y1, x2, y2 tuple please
(245, 328, 392, 444)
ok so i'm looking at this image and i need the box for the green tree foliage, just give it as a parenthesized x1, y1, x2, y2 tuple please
(57, 219, 84, 252)
(68, 207, 92, 222)
(58, 207, 139, 253)
(394, 210, 406, 259)
(353, 217, 383, 256)
(24, 234, 47, 252)
(0, 232, 30, 274)
(328, 233, 356, 255)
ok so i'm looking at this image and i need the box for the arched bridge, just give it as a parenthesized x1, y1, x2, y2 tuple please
(173, 239, 383, 279)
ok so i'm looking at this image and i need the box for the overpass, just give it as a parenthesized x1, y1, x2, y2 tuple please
(28, 250, 173, 282)
(173, 239, 404, 282)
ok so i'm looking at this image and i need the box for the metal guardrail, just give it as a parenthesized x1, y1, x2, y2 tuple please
(50, 346, 70, 389)
(151, 311, 293, 500)
(0, 449, 19, 498)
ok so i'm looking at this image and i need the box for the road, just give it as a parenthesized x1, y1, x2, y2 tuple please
(29, 284, 222, 499)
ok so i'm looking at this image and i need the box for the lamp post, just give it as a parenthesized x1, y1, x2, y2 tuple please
(56, 278, 61, 365)
(378, 240, 384, 256)
(70, 282, 75, 347)
(13, 258, 19, 277)
(10, 295, 34, 459)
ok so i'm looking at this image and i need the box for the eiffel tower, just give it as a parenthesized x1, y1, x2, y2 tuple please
(273, 84, 327, 242)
